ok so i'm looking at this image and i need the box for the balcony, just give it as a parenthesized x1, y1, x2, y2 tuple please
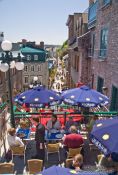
(68, 36, 77, 46)
(88, 1, 98, 29)
(101, 0, 112, 9)
(103, 0, 111, 6)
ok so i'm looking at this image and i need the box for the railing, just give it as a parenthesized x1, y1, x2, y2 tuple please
(88, 1, 98, 29)
(103, 0, 111, 6)
(14, 111, 118, 118)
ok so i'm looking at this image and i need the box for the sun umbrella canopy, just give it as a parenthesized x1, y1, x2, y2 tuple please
(14, 86, 61, 107)
(38, 165, 108, 175)
(90, 118, 118, 162)
(61, 85, 109, 107)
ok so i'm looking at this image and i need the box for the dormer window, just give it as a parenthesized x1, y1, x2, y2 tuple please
(34, 55, 38, 61)
(31, 65, 35, 71)
(27, 55, 31, 61)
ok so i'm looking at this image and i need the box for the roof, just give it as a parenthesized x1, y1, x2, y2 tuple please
(20, 46, 47, 62)
(20, 46, 46, 54)
(66, 15, 74, 26)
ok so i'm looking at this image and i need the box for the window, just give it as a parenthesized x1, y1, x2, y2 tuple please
(24, 76, 29, 84)
(38, 76, 42, 84)
(110, 86, 118, 111)
(89, 33, 95, 57)
(5, 72, 7, 80)
(11, 69, 14, 75)
(14, 69, 16, 75)
(12, 68, 16, 75)
(27, 55, 31, 61)
(31, 65, 35, 71)
(34, 55, 38, 61)
(97, 76, 104, 93)
(103, 0, 111, 6)
(24, 65, 28, 72)
(92, 33, 95, 56)
(0, 72, 2, 84)
(76, 20, 79, 31)
(100, 28, 108, 57)
(30, 76, 35, 83)
(38, 65, 41, 72)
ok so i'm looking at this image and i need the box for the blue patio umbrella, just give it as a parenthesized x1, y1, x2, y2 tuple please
(38, 165, 108, 175)
(90, 118, 118, 162)
(14, 85, 61, 107)
(61, 85, 109, 107)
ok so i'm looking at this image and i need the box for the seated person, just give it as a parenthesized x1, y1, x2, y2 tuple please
(21, 119, 31, 128)
(69, 154, 83, 172)
(86, 115, 98, 133)
(97, 155, 118, 174)
(65, 116, 78, 133)
(17, 120, 30, 139)
(7, 128, 24, 147)
(46, 114, 61, 133)
(63, 126, 83, 151)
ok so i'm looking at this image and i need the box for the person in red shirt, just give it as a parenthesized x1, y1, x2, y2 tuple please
(63, 125, 84, 151)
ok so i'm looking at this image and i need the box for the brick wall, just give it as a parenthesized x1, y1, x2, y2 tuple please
(91, 0, 118, 98)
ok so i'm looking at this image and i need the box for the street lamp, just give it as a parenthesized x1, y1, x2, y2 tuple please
(33, 76, 41, 86)
(0, 40, 24, 128)
(29, 84, 33, 89)
(33, 76, 38, 83)
(29, 76, 42, 89)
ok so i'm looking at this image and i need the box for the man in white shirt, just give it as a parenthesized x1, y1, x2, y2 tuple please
(7, 128, 24, 147)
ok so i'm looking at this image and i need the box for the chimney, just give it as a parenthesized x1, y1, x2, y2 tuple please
(22, 39, 27, 44)
(40, 41, 44, 49)
(0, 32, 4, 42)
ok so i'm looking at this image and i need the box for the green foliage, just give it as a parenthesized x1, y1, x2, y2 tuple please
(56, 40, 68, 59)
(49, 67, 57, 82)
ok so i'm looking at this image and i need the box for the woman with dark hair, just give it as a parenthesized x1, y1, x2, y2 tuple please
(46, 114, 61, 132)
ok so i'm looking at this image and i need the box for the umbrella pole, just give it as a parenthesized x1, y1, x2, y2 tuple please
(39, 110, 41, 123)
(64, 112, 66, 125)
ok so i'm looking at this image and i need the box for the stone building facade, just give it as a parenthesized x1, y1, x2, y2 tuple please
(21, 46, 49, 90)
(66, 12, 90, 88)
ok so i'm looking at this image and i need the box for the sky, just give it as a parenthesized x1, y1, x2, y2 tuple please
(0, 0, 89, 45)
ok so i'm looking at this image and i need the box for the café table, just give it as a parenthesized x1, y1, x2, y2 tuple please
(45, 131, 64, 142)
(16, 128, 32, 150)
(16, 128, 31, 139)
